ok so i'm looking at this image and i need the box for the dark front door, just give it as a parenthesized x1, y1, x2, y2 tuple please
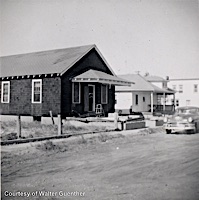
(84, 85, 95, 112)
(88, 85, 95, 111)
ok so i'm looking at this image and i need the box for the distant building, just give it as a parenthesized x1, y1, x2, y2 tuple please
(115, 74, 175, 114)
(167, 78, 199, 107)
(144, 75, 169, 89)
(144, 75, 172, 107)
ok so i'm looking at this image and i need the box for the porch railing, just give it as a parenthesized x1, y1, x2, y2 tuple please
(148, 104, 175, 113)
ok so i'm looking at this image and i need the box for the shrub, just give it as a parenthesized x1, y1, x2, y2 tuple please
(98, 134, 109, 142)
(77, 136, 87, 144)
(1, 132, 18, 140)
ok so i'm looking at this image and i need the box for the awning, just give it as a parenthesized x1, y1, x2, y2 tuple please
(72, 69, 133, 86)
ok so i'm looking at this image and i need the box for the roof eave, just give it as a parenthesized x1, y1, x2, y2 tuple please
(60, 45, 116, 77)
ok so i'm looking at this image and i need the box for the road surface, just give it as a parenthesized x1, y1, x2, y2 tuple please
(1, 129, 199, 200)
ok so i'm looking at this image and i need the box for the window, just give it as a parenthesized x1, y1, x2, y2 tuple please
(194, 84, 198, 93)
(135, 94, 138, 105)
(1, 81, 10, 103)
(186, 100, 191, 106)
(101, 84, 108, 104)
(162, 82, 167, 88)
(72, 82, 81, 103)
(172, 85, 176, 91)
(179, 85, 183, 93)
(157, 96, 161, 104)
(32, 79, 42, 103)
(143, 96, 145, 102)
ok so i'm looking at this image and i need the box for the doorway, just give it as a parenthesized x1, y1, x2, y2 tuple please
(88, 85, 95, 111)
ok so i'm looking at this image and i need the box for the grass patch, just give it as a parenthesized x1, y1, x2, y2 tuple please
(98, 133, 111, 142)
(138, 127, 164, 135)
(1, 121, 17, 135)
(1, 132, 18, 140)
(77, 136, 87, 144)
(0, 120, 115, 141)
(97, 133, 125, 143)
(75, 133, 126, 146)
(35, 140, 67, 152)
(62, 121, 86, 133)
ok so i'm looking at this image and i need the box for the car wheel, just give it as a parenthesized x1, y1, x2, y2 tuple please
(195, 122, 199, 133)
(187, 129, 195, 134)
(166, 129, 171, 134)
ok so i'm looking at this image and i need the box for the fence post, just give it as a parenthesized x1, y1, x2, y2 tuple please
(49, 110, 55, 125)
(17, 115, 21, 138)
(114, 112, 118, 130)
(58, 114, 62, 135)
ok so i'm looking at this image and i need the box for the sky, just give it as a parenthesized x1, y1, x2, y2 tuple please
(0, 0, 199, 79)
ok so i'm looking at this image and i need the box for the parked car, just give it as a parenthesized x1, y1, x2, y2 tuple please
(163, 106, 199, 134)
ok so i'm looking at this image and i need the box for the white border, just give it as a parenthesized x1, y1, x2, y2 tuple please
(32, 79, 42, 103)
(1, 81, 10, 103)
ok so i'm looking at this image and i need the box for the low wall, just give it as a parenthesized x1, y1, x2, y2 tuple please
(0, 115, 33, 122)
(0, 115, 58, 125)
(156, 120, 164, 126)
(121, 121, 146, 130)
(41, 117, 58, 124)
(145, 120, 164, 128)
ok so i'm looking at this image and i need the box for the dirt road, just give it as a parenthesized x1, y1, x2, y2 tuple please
(1, 129, 199, 200)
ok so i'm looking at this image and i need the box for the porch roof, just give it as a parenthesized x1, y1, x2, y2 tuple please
(115, 74, 175, 94)
(152, 84, 175, 94)
(72, 69, 133, 86)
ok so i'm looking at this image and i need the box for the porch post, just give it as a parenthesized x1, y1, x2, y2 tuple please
(150, 92, 153, 113)
(58, 114, 62, 135)
(163, 93, 166, 111)
(173, 93, 175, 111)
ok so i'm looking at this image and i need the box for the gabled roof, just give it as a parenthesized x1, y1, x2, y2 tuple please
(0, 44, 115, 78)
(72, 69, 132, 86)
(144, 75, 168, 82)
(116, 74, 175, 94)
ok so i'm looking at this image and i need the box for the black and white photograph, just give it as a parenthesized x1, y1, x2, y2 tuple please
(1, 0, 199, 199)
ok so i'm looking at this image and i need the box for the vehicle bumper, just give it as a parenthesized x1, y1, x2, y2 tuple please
(163, 124, 195, 131)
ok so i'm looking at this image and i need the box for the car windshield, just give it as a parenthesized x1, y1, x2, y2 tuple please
(176, 108, 198, 114)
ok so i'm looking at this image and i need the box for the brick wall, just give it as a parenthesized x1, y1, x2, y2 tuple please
(42, 77, 61, 116)
(0, 79, 31, 115)
(0, 77, 61, 116)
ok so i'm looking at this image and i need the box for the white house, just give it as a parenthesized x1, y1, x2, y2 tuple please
(144, 75, 173, 106)
(167, 78, 199, 107)
(144, 75, 169, 89)
(115, 74, 175, 114)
